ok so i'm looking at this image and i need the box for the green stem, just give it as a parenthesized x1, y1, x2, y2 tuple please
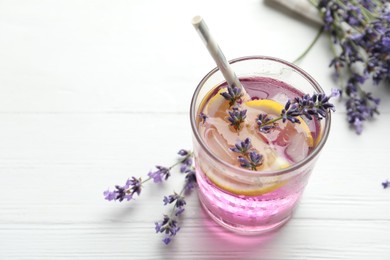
(293, 26, 324, 64)
(168, 152, 193, 170)
(308, 0, 318, 8)
(140, 152, 193, 185)
(260, 116, 283, 127)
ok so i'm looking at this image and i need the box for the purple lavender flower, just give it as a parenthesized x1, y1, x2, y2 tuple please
(230, 138, 251, 154)
(104, 149, 196, 245)
(183, 168, 197, 194)
(249, 151, 263, 167)
(281, 93, 336, 123)
(103, 177, 142, 202)
(163, 192, 185, 206)
(316, 0, 389, 134)
(178, 149, 193, 173)
(238, 156, 252, 169)
(230, 138, 264, 171)
(198, 112, 208, 124)
(155, 215, 181, 245)
(256, 113, 276, 133)
(220, 85, 243, 107)
(382, 180, 390, 189)
(148, 166, 171, 183)
(237, 151, 263, 171)
(178, 149, 189, 156)
(227, 107, 247, 131)
(346, 92, 380, 134)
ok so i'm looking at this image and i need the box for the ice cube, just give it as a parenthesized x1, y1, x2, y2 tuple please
(204, 127, 237, 163)
(272, 93, 289, 104)
(285, 132, 309, 162)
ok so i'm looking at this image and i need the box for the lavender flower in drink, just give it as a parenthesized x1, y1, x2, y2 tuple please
(256, 114, 276, 133)
(281, 92, 337, 123)
(220, 85, 243, 107)
(256, 91, 338, 132)
(230, 138, 264, 171)
(227, 107, 247, 131)
(382, 180, 390, 189)
(199, 112, 208, 124)
(229, 137, 251, 154)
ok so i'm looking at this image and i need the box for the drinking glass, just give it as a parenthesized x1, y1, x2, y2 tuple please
(190, 56, 331, 234)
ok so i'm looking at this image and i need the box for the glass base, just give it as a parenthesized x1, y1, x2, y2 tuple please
(199, 196, 292, 235)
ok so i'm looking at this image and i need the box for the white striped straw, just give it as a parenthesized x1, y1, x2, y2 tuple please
(192, 16, 244, 91)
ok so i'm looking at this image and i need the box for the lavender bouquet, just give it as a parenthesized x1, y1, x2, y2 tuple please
(314, 0, 389, 134)
(272, 0, 389, 134)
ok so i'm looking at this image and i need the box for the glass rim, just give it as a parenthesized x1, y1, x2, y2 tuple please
(190, 55, 331, 177)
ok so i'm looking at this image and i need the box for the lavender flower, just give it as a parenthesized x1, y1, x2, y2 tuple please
(178, 149, 193, 173)
(227, 107, 247, 131)
(104, 148, 196, 245)
(163, 192, 187, 216)
(230, 138, 264, 171)
(103, 177, 142, 202)
(229, 137, 251, 154)
(238, 156, 252, 169)
(281, 92, 336, 123)
(382, 180, 390, 189)
(156, 173, 193, 245)
(199, 112, 208, 124)
(220, 85, 243, 107)
(148, 166, 171, 183)
(183, 168, 197, 194)
(237, 151, 263, 171)
(256, 91, 337, 133)
(256, 114, 276, 133)
(313, 0, 390, 134)
(155, 215, 181, 245)
(104, 149, 194, 203)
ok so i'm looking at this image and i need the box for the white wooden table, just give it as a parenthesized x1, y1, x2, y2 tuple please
(1, 1, 389, 259)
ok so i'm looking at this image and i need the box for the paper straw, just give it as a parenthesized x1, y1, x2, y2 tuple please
(192, 16, 244, 91)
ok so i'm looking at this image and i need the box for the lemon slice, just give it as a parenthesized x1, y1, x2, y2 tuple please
(244, 99, 314, 147)
(202, 88, 230, 120)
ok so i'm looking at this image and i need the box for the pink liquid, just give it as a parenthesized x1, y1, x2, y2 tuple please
(196, 77, 319, 233)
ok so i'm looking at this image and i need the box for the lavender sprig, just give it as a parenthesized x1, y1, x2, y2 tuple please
(312, 0, 390, 134)
(103, 150, 193, 202)
(104, 149, 196, 245)
(155, 153, 197, 245)
(220, 85, 243, 107)
(256, 91, 338, 132)
(230, 138, 264, 171)
(227, 107, 247, 131)
(382, 180, 390, 189)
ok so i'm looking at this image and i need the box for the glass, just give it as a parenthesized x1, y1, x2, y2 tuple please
(190, 56, 331, 234)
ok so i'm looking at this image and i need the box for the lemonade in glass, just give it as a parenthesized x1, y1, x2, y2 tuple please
(190, 56, 331, 234)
